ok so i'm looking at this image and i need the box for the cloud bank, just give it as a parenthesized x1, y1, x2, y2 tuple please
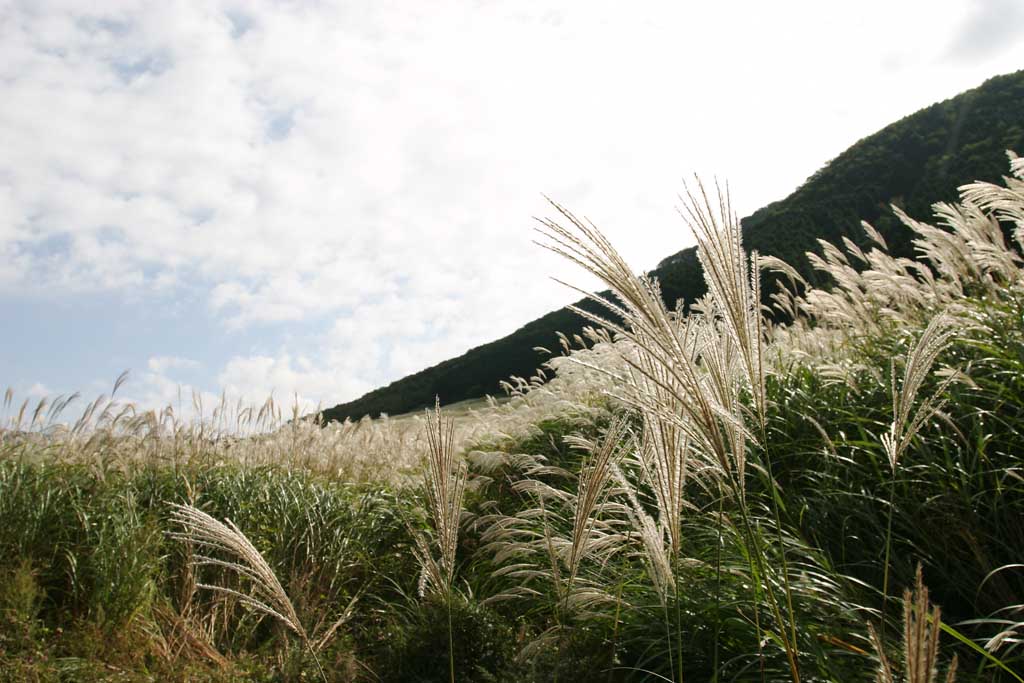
(2, 0, 1022, 412)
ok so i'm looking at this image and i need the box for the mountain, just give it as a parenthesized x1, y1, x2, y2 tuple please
(320, 70, 1024, 424)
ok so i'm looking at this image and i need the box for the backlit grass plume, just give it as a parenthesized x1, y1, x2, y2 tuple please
(534, 189, 751, 500)
(563, 414, 631, 596)
(869, 566, 958, 683)
(169, 503, 326, 681)
(681, 180, 767, 429)
(536, 181, 801, 681)
(413, 398, 467, 597)
(882, 313, 958, 472)
(479, 418, 632, 616)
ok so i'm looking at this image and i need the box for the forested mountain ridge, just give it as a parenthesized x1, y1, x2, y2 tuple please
(320, 69, 1024, 423)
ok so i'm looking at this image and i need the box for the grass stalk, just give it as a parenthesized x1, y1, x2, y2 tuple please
(757, 425, 801, 682)
(663, 593, 676, 682)
(448, 594, 456, 683)
(880, 472, 897, 649)
(735, 492, 799, 682)
(674, 552, 684, 683)
(607, 532, 630, 683)
(418, 398, 466, 683)
(713, 486, 724, 682)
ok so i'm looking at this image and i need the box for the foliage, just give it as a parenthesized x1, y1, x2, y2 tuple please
(378, 596, 515, 683)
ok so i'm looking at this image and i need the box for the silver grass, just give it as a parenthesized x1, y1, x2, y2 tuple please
(773, 154, 1024, 372)
(562, 415, 631, 596)
(973, 563, 1024, 657)
(414, 398, 467, 596)
(535, 187, 760, 503)
(638, 411, 690, 558)
(2, 382, 441, 484)
(615, 464, 675, 602)
(680, 179, 768, 428)
(168, 503, 307, 641)
(960, 150, 1024, 250)
(537, 181, 801, 678)
(881, 313, 958, 471)
(760, 254, 809, 322)
(538, 494, 566, 601)
(168, 504, 332, 682)
(479, 421, 632, 610)
(869, 567, 957, 683)
(982, 611, 1024, 656)
(480, 493, 627, 611)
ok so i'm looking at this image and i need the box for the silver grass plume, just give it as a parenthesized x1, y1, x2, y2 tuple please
(882, 314, 958, 471)
(413, 398, 467, 596)
(615, 464, 675, 603)
(869, 566, 957, 683)
(563, 415, 632, 597)
(680, 179, 768, 430)
(771, 153, 1024, 373)
(477, 423, 629, 613)
(168, 504, 307, 641)
(956, 150, 1024, 260)
(535, 191, 752, 497)
(637, 401, 691, 560)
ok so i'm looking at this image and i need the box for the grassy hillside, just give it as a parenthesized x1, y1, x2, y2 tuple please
(4, 160, 1024, 681)
(321, 69, 1024, 423)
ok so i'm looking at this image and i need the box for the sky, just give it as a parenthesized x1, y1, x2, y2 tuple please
(1, 0, 1023, 417)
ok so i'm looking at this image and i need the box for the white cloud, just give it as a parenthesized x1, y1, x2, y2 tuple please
(147, 355, 200, 375)
(25, 382, 50, 398)
(2, 1, 1023, 411)
(217, 351, 370, 414)
(944, 0, 1024, 64)
(117, 356, 221, 420)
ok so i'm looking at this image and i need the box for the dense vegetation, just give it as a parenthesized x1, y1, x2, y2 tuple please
(321, 69, 1024, 423)
(3, 157, 1024, 681)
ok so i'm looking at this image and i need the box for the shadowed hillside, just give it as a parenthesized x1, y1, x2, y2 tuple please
(321, 70, 1024, 423)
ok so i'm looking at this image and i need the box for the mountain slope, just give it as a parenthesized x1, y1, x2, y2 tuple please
(320, 70, 1024, 423)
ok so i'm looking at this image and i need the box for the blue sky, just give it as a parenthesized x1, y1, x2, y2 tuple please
(2, 0, 1023, 415)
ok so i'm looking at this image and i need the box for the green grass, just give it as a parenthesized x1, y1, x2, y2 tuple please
(4, 161, 1024, 681)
